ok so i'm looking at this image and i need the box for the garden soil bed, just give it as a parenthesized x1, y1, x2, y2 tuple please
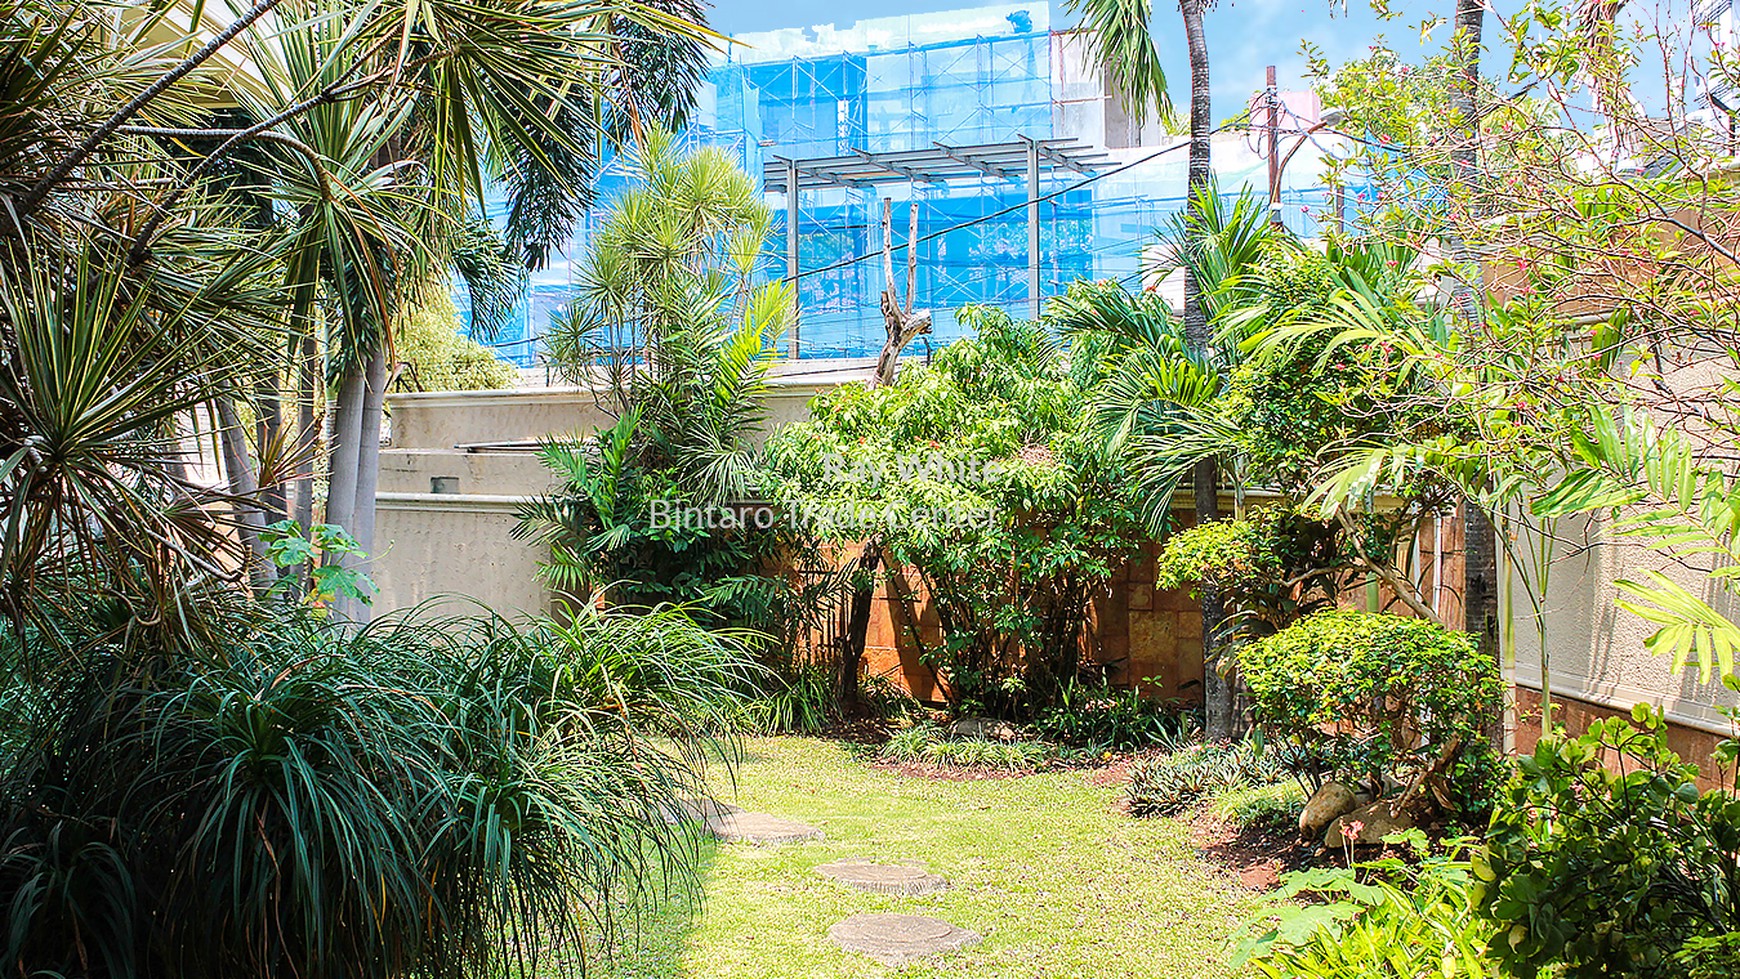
(1190, 808, 1313, 891)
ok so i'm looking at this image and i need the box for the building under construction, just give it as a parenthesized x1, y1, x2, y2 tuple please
(480, 3, 1349, 364)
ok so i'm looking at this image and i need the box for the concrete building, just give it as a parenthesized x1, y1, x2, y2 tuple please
(471, 3, 1350, 364)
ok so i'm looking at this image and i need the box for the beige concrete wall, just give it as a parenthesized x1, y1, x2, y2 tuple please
(1505, 358, 1739, 737)
(388, 384, 834, 450)
(373, 377, 840, 615)
(1506, 509, 1737, 737)
(371, 493, 549, 617)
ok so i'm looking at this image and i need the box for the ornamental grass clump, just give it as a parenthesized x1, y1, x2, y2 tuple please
(0, 601, 757, 979)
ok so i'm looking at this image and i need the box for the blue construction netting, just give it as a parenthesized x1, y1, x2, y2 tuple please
(459, 4, 1366, 366)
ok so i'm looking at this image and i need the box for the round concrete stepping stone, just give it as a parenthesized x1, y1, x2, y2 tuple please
(814, 859, 949, 895)
(827, 913, 981, 966)
(705, 810, 823, 845)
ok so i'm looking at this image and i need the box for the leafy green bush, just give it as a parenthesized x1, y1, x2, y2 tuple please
(763, 306, 1148, 718)
(1233, 842, 1498, 978)
(1679, 934, 1740, 978)
(1126, 736, 1288, 817)
(1238, 610, 1501, 806)
(1154, 506, 1344, 642)
(1212, 782, 1307, 836)
(397, 292, 517, 391)
(1474, 707, 1740, 979)
(1030, 677, 1192, 750)
(0, 602, 756, 979)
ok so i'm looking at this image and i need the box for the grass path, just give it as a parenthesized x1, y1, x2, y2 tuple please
(599, 737, 1258, 978)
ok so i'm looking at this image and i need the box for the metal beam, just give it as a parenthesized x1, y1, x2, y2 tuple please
(1033, 141, 1098, 175)
(848, 148, 948, 184)
(1025, 136, 1040, 318)
(933, 141, 1014, 179)
(783, 157, 801, 359)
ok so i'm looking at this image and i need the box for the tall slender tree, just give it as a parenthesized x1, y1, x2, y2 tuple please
(1067, 0, 1233, 736)
(1447, 0, 1503, 715)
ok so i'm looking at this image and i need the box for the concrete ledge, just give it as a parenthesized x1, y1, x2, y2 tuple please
(375, 492, 534, 513)
(1514, 673, 1732, 738)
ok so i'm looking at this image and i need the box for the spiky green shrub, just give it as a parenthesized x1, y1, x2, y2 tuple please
(1125, 736, 1288, 817)
(1030, 677, 1193, 750)
(742, 663, 839, 734)
(1212, 781, 1307, 835)
(0, 601, 757, 979)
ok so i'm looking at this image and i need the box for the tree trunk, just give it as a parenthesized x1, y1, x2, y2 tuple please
(325, 363, 365, 533)
(348, 346, 389, 623)
(1179, 0, 1233, 741)
(872, 198, 931, 387)
(1447, 0, 1508, 732)
(215, 395, 271, 586)
(324, 358, 366, 620)
(255, 366, 286, 525)
(293, 329, 317, 529)
(838, 541, 884, 714)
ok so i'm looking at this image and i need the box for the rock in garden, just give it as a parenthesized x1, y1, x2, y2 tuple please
(705, 810, 823, 845)
(949, 716, 1017, 740)
(1299, 781, 1359, 839)
(814, 859, 949, 895)
(1322, 799, 1415, 848)
(827, 913, 981, 966)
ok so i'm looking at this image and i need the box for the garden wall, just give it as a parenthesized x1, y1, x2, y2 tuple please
(1504, 355, 1737, 765)
(846, 530, 1207, 705)
(371, 377, 1476, 709)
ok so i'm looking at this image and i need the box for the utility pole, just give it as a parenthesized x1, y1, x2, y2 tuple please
(1025, 136, 1041, 318)
(1265, 64, 1281, 225)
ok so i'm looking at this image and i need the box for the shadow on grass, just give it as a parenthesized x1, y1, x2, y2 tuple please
(582, 837, 719, 979)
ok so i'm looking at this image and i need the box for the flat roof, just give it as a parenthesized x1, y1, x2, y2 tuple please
(764, 137, 1110, 192)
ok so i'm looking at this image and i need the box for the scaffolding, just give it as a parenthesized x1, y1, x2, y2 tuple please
(467, 4, 1354, 365)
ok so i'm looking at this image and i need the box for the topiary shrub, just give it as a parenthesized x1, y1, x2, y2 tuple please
(1237, 609, 1501, 809)
(1475, 707, 1740, 979)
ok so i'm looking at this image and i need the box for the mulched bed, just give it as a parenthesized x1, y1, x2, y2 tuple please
(1190, 808, 1313, 891)
(867, 759, 1033, 781)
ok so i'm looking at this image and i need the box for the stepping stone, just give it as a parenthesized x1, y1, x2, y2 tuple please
(827, 913, 981, 966)
(814, 859, 949, 895)
(705, 810, 823, 845)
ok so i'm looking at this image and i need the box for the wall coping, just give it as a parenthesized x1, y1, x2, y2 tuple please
(376, 492, 534, 513)
(387, 379, 838, 411)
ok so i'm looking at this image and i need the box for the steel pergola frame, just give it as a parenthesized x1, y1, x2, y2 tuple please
(769, 137, 1110, 355)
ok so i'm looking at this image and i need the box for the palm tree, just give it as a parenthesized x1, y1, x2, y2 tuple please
(0, 0, 720, 632)
(1067, 0, 1235, 733)
(522, 131, 793, 608)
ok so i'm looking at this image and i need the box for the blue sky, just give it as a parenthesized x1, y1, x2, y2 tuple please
(710, 0, 1445, 120)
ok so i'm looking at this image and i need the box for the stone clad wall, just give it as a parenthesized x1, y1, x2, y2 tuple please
(846, 539, 1205, 705)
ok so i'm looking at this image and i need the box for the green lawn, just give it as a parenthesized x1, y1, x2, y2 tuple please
(595, 737, 1259, 978)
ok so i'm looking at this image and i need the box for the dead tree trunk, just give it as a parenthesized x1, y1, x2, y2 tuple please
(839, 200, 931, 712)
(872, 198, 930, 387)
